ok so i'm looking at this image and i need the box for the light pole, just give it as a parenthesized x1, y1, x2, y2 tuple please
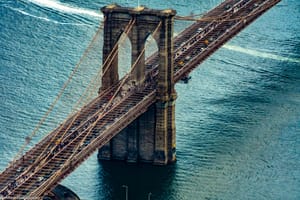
(122, 185, 128, 200)
(148, 192, 152, 200)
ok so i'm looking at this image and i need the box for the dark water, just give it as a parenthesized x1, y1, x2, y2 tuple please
(1, 0, 299, 199)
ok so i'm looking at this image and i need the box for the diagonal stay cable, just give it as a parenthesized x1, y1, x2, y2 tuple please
(62, 20, 162, 168)
(1, 17, 136, 198)
(2, 18, 137, 198)
(10, 18, 105, 165)
(31, 21, 162, 197)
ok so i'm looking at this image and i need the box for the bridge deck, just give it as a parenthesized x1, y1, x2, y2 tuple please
(0, 0, 281, 198)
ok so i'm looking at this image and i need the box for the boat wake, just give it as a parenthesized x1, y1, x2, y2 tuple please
(27, 0, 102, 19)
(223, 44, 300, 64)
(7, 6, 91, 26)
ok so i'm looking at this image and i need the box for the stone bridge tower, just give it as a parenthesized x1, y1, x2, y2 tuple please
(98, 4, 176, 165)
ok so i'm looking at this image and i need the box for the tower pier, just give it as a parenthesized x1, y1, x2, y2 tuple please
(98, 5, 177, 165)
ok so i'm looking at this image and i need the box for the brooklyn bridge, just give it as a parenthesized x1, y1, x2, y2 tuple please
(0, 0, 281, 198)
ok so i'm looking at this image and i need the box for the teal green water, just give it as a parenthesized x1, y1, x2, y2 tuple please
(1, 0, 299, 199)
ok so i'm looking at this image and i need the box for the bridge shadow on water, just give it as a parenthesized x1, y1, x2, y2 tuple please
(96, 160, 176, 200)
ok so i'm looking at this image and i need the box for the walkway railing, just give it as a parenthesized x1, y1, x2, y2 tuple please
(0, 0, 281, 198)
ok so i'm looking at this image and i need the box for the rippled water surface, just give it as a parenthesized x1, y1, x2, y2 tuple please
(1, 0, 299, 199)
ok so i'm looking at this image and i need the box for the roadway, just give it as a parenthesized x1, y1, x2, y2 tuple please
(0, 0, 281, 198)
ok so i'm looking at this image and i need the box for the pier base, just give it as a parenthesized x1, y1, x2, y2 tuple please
(98, 103, 176, 165)
(98, 5, 176, 165)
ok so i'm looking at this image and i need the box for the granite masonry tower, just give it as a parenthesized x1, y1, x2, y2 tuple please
(98, 4, 176, 165)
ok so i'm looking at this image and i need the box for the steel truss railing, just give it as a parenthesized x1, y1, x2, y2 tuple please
(0, 0, 281, 198)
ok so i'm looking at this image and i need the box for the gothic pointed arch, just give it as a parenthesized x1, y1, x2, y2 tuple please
(118, 33, 132, 79)
(145, 34, 159, 61)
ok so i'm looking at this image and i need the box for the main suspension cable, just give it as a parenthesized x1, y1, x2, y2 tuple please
(30, 18, 139, 197)
(40, 22, 163, 196)
(10, 21, 106, 165)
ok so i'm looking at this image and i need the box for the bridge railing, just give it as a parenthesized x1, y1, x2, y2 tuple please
(174, 0, 281, 82)
(30, 86, 157, 196)
(0, 0, 282, 198)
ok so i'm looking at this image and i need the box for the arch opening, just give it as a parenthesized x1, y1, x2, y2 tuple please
(145, 34, 158, 62)
(118, 33, 132, 79)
